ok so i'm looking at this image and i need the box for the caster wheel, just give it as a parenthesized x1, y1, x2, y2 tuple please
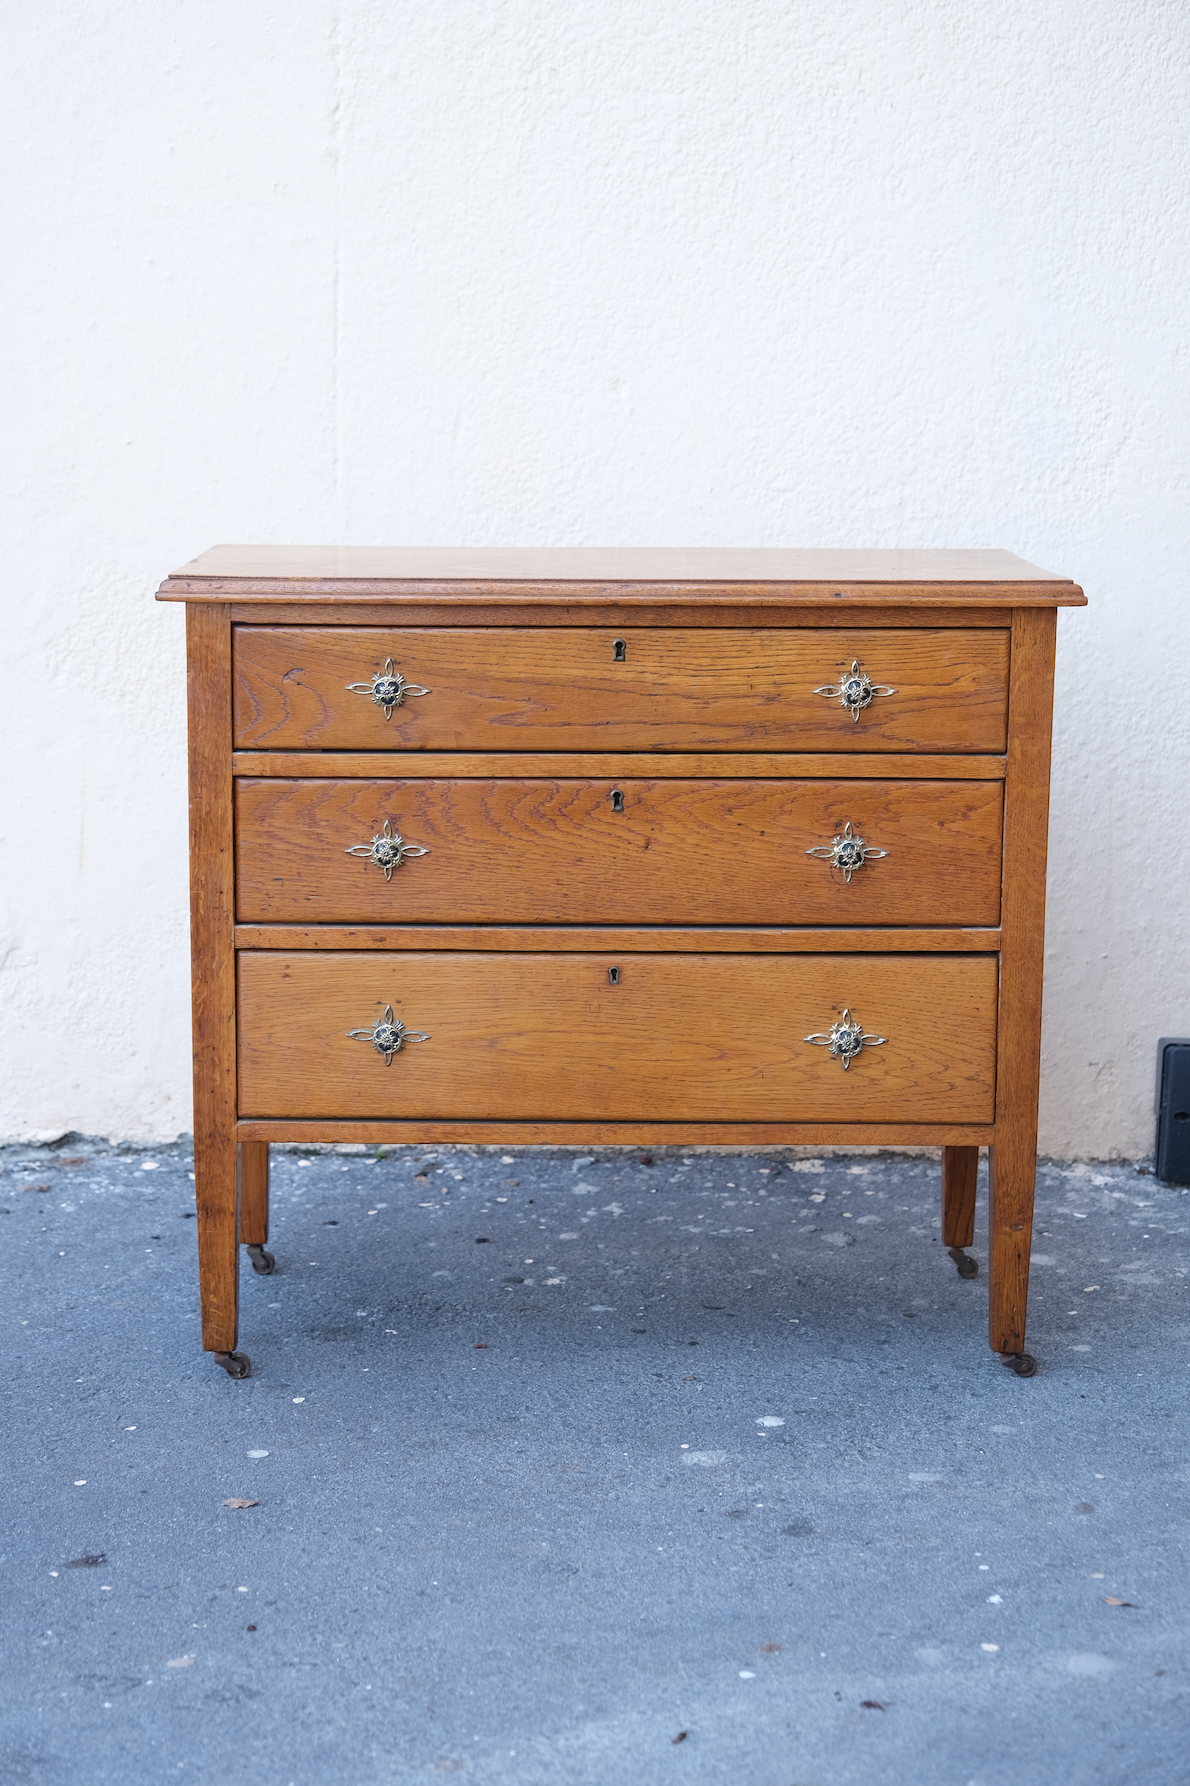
(246, 1244, 276, 1275)
(1000, 1351, 1037, 1378)
(214, 1351, 252, 1379)
(948, 1246, 979, 1279)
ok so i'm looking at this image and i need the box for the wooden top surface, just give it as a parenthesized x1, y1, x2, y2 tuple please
(158, 544, 1085, 606)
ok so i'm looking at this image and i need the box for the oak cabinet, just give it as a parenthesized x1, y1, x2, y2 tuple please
(159, 546, 1084, 1380)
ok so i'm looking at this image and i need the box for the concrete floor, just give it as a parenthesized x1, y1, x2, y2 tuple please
(2, 1139, 1188, 1785)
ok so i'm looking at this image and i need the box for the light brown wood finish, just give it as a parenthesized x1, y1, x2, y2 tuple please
(167, 544, 1080, 584)
(233, 751, 1008, 780)
(233, 627, 1010, 752)
(238, 1140, 269, 1246)
(233, 925, 1002, 953)
(165, 547, 1080, 1374)
(237, 951, 998, 1123)
(186, 605, 239, 1355)
(942, 1145, 979, 1248)
(223, 603, 1020, 629)
(235, 777, 1004, 926)
(238, 1120, 997, 1145)
(988, 609, 1057, 1357)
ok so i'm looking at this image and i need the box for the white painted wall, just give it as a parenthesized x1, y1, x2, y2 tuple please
(3, 2, 1188, 1153)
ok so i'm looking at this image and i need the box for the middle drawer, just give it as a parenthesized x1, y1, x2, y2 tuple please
(235, 777, 1003, 925)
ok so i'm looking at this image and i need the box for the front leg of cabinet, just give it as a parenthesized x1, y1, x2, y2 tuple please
(195, 1129, 240, 1357)
(987, 1138, 1038, 1370)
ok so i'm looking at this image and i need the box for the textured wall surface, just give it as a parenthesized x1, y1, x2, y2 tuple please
(3, 2, 1188, 1151)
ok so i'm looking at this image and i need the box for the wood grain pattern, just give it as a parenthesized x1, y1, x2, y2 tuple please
(237, 1119, 996, 1145)
(237, 952, 998, 1123)
(233, 750, 1007, 780)
(238, 1140, 269, 1246)
(233, 924, 1002, 953)
(942, 1145, 979, 1247)
(988, 608, 1057, 1356)
(169, 544, 1078, 583)
(233, 627, 1010, 752)
(235, 777, 1004, 926)
(186, 604, 239, 1354)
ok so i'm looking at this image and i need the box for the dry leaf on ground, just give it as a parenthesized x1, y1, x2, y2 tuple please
(222, 1498, 259, 1510)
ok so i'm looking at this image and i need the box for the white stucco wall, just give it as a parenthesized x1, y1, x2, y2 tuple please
(3, 2, 1188, 1153)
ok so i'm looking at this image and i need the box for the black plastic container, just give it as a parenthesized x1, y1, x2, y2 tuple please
(1155, 1038, 1190, 1185)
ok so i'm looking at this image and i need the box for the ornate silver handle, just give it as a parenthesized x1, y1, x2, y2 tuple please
(344, 819, 429, 882)
(347, 1004, 430, 1066)
(813, 659, 896, 722)
(803, 1008, 886, 1070)
(346, 657, 430, 720)
(805, 820, 888, 884)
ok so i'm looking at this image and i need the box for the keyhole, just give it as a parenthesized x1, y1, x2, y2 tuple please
(610, 789, 625, 812)
(608, 966, 621, 984)
(612, 638, 627, 661)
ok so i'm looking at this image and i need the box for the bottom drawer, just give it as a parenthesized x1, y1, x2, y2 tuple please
(238, 951, 997, 1123)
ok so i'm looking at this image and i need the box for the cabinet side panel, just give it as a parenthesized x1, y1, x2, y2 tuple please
(989, 607, 1057, 1354)
(187, 604, 240, 1352)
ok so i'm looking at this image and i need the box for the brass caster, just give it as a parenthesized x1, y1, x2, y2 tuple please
(948, 1246, 979, 1279)
(214, 1351, 251, 1379)
(1000, 1351, 1037, 1378)
(246, 1244, 276, 1275)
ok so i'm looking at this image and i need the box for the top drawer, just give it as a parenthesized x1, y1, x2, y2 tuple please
(233, 627, 1010, 752)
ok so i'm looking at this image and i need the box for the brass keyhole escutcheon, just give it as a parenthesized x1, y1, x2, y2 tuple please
(610, 788, 625, 812)
(608, 966, 621, 984)
(612, 638, 627, 661)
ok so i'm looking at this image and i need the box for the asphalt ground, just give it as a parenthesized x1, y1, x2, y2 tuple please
(2, 1139, 1188, 1785)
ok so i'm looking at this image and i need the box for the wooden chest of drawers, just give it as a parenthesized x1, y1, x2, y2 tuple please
(158, 546, 1085, 1380)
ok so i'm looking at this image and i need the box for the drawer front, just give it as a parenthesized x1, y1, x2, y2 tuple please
(233, 627, 1009, 752)
(238, 951, 998, 1122)
(236, 778, 1003, 925)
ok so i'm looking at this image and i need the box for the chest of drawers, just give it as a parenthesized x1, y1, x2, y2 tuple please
(158, 546, 1085, 1380)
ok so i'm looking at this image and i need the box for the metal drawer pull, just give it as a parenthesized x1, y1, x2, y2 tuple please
(805, 820, 888, 883)
(804, 1009, 886, 1070)
(344, 819, 429, 882)
(346, 656, 430, 719)
(814, 658, 896, 721)
(347, 1004, 430, 1066)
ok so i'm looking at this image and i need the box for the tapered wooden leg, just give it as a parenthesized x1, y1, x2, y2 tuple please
(239, 1142, 269, 1245)
(195, 1128, 240, 1355)
(987, 1134, 1036, 1361)
(942, 1146, 978, 1247)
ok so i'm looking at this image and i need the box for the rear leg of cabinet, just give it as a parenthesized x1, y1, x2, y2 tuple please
(239, 1140, 275, 1273)
(942, 1144, 979, 1277)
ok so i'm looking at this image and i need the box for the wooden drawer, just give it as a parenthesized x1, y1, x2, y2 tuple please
(233, 627, 1010, 752)
(235, 777, 1004, 925)
(237, 950, 998, 1122)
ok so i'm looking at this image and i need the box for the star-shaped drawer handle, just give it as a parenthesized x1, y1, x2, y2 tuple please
(813, 659, 896, 721)
(346, 1005, 431, 1066)
(805, 820, 888, 883)
(344, 819, 430, 882)
(346, 657, 430, 719)
(803, 1009, 886, 1070)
